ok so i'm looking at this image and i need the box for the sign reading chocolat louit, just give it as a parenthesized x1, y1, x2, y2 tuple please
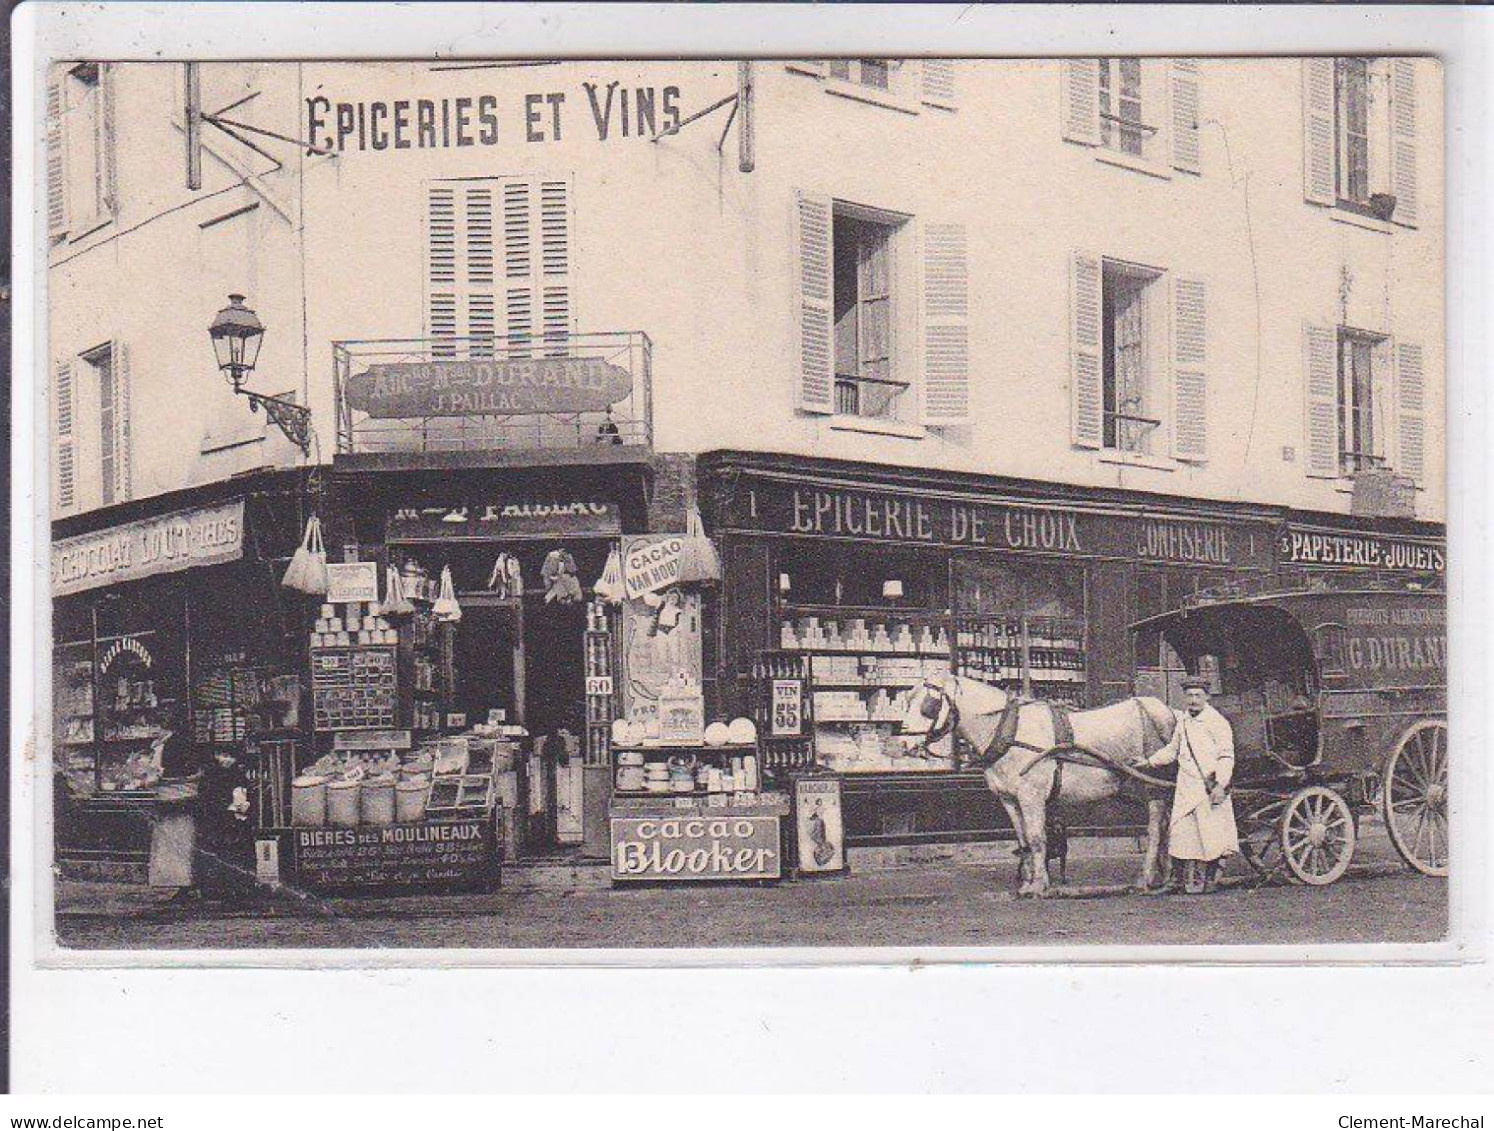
(344, 357, 632, 418)
(51, 502, 246, 597)
(722, 481, 1273, 569)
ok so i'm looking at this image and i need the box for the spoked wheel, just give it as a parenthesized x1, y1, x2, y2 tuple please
(1383, 720, 1450, 877)
(1279, 786, 1356, 886)
(1237, 795, 1289, 881)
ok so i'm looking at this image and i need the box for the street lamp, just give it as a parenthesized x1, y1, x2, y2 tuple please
(208, 293, 312, 455)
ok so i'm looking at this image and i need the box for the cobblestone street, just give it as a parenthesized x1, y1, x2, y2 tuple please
(55, 824, 1446, 952)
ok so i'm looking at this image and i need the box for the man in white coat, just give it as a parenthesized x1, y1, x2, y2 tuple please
(1133, 675, 1239, 894)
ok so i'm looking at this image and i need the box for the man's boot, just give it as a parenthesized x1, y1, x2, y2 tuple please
(1183, 860, 1206, 895)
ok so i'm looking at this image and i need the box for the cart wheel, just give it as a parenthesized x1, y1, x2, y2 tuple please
(1383, 719, 1449, 877)
(1238, 796, 1288, 880)
(1279, 786, 1356, 886)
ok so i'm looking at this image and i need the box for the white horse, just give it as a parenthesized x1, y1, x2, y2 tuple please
(901, 675, 1178, 896)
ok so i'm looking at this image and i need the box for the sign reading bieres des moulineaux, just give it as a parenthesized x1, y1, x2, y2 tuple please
(51, 503, 246, 597)
(344, 358, 633, 418)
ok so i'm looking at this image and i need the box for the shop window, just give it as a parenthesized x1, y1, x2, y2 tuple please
(833, 209, 906, 422)
(1101, 260, 1162, 454)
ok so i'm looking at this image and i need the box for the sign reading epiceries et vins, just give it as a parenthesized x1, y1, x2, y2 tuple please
(51, 502, 245, 597)
(722, 481, 1273, 569)
(345, 357, 633, 418)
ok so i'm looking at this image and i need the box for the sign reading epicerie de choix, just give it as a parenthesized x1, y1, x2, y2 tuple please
(306, 81, 684, 154)
(51, 502, 245, 597)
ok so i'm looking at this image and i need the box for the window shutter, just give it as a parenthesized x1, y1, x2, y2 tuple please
(1389, 58, 1418, 227)
(920, 60, 957, 110)
(46, 76, 68, 240)
(1395, 340, 1426, 482)
(539, 179, 572, 355)
(100, 63, 118, 217)
(1061, 61, 1101, 146)
(1170, 59, 1202, 174)
(53, 359, 76, 512)
(1069, 251, 1103, 449)
(1170, 275, 1207, 461)
(921, 223, 969, 426)
(427, 184, 459, 356)
(795, 191, 834, 414)
(1303, 323, 1339, 477)
(114, 342, 133, 502)
(502, 179, 534, 355)
(1302, 58, 1336, 206)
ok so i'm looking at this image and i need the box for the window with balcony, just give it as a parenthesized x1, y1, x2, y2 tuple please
(1061, 58, 1201, 176)
(1302, 322, 1426, 484)
(1098, 58, 1151, 159)
(1102, 260, 1162, 454)
(833, 211, 904, 421)
(1302, 57, 1419, 227)
(1338, 328, 1384, 474)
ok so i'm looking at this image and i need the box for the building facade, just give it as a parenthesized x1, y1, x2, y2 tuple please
(47, 58, 1446, 862)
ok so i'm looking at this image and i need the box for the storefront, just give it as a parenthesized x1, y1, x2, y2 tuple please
(51, 471, 311, 883)
(697, 452, 1281, 847)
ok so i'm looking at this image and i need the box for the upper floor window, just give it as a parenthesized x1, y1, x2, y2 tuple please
(1062, 58, 1201, 176)
(1302, 322, 1426, 484)
(795, 192, 969, 432)
(52, 343, 132, 515)
(785, 60, 958, 114)
(1070, 252, 1208, 464)
(47, 62, 117, 243)
(1302, 57, 1419, 227)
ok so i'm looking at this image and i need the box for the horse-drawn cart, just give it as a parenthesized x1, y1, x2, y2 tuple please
(1132, 578, 1448, 886)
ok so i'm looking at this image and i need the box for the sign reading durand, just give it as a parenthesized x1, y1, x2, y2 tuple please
(344, 357, 633, 418)
(288, 818, 495, 890)
(1280, 529, 1445, 574)
(51, 502, 245, 597)
(723, 481, 1272, 569)
(1344, 605, 1447, 674)
(611, 814, 781, 881)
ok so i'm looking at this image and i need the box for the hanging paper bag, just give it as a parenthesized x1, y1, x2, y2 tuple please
(380, 562, 414, 616)
(676, 507, 723, 584)
(592, 547, 625, 604)
(432, 565, 462, 622)
(304, 515, 329, 595)
(282, 515, 329, 595)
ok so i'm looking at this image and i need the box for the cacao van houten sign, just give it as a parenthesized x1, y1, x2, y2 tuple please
(723, 481, 1272, 569)
(344, 357, 632, 418)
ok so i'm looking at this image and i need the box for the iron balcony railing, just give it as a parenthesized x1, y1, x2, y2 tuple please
(332, 331, 653, 456)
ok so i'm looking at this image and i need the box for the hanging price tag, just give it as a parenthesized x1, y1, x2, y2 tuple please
(771, 679, 803, 736)
(586, 676, 615, 697)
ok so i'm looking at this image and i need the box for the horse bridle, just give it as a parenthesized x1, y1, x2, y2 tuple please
(910, 679, 960, 757)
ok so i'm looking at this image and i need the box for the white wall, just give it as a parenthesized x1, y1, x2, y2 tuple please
(50, 59, 1445, 522)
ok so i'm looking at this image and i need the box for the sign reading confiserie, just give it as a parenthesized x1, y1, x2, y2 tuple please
(52, 502, 246, 597)
(344, 357, 633, 418)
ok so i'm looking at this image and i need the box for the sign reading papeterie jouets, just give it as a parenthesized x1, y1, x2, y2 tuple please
(287, 818, 496, 890)
(611, 814, 782, 881)
(344, 357, 632, 418)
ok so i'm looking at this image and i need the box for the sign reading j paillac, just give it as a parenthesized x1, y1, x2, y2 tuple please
(52, 502, 245, 597)
(724, 481, 1271, 569)
(344, 357, 633, 418)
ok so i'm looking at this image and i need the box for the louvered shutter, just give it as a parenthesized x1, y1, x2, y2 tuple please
(465, 184, 495, 357)
(920, 60, 957, 110)
(1069, 251, 1103, 449)
(1395, 341, 1426, 482)
(1170, 275, 1207, 461)
(46, 76, 68, 240)
(426, 184, 459, 356)
(1303, 323, 1339, 478)
(922, 223, 969, 426)
(1061, 60, 1101, 146)
(1389, 58, 1418, 227)
(539, 179, 571, 356)
(1170, 59, 1202, 174)
(795, 191, 834, 414)
(114, 342, 132, 502)
(502, 179, 534, 356)
(53, 359, 76, 512)
(100, 63, 118, 217)
(1302, 58, 1336, 205)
